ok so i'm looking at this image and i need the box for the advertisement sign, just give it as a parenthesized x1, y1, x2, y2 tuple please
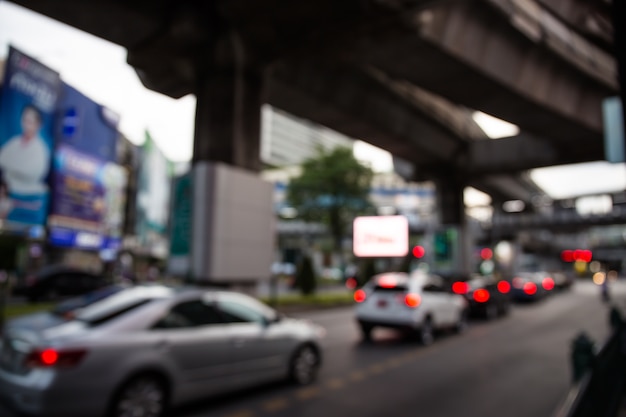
(353, 215, 409, 257)
(48, 145, 127, 250)
(0, 46, 61, 227)
(136, 132, 173, 257)
(56, 83, 119, 162)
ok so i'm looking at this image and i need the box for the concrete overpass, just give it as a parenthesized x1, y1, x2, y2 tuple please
(5, 0, 619, 267)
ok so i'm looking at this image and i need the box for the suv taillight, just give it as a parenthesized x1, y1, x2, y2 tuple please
(404, 293, 421, 308)
(354, 289, 367, 303)
(25, 348, 87, 368)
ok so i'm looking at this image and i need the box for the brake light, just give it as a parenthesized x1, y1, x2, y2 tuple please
(497, 281, 511, 294)
(404, 293, 421, 308)
(452, 282, 469, 294)
(26, 348, 87, 368)
(473, 289, 490, 303)
(542, 277, 555, 291)
(354, 289, 367, 303)
(378, 275, 397, 288)
(523, 282, 537, 295)
(345, 277, 357, 289)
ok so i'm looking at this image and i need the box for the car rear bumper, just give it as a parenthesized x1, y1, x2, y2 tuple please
(0, 369, 106, 417)
(356, 316, 421, 330)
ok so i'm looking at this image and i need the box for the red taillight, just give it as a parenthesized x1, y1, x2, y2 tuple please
(497, 281, 511, 294)
(404, 293, 421, 308)
(345, 277, 357, 289)
(354, 289, 367, 303)
(378, 275, 397, 288)
(542, 277, 555, 291)
(452, 282, 469, 294)
(26, 348, 87, 368)
(473, 289, 490, 303)
(523, 282, 537, 295)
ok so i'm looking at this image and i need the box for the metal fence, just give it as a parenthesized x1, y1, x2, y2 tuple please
(554, 309, 626, 417)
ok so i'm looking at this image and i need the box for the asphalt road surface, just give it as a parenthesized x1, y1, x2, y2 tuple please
(1, 280, 621, 417)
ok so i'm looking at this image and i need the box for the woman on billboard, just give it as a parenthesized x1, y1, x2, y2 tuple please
(0, 104, 50, 224)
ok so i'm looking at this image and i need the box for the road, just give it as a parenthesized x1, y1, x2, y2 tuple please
(0, 280, 621, 417)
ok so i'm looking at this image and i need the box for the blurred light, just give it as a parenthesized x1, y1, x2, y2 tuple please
(593, 272, 606, 286)
(542, 277, 555, 291)
(608, 270, 619, 281)
(480, 248, 493, 260)
(561, 250, 574, 263)
(412, 245, 426, 259)
(473, 289, 490, 303)
(523, 282, 537, 295)
(354, 289, 367, 303)
(40, 349, 58, 366)
(472, 111, 520, 138)
(404, 293, 421, 308)
(495, 241, 513, 264)
(497, 281, 511, 293)
(345, 277, 357, 289)
(279, 207, 298, 219)
(452, 282, 469, 294)
(590, 261, 602, 273)
(574, 260, 588, 274)
(513, 277, 524, 288)
(378, 275, 397, 288)
(502, 200, 525, 213)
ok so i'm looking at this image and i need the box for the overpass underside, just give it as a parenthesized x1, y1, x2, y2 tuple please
(9, 0, 618, 209)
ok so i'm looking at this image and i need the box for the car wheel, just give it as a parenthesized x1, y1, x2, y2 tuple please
(289, 345, 320, 385)
(360, 323, 373, 341)
(110, 374, 168, 417)
(456, 310, 469, 334)
(485, 304, 498, 321)
(418, 318, 434, 346)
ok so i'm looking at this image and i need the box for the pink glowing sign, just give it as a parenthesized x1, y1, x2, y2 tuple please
(353, 215, 409, 257)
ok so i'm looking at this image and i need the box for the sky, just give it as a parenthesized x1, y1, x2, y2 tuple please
(0, 0, 624, 201)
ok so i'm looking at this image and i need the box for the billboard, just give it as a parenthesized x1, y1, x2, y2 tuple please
(47, 82, 126, 251)
(56, 83, 119, 162)
(48, 145, 127, 251)
(0, 46, 61, 227)
(353, 215, 409, 257)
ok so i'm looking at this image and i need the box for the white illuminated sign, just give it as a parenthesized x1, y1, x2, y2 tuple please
(353, 215, 409, 257)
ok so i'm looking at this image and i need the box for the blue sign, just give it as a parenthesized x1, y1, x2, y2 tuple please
(56, 83, 119, 162)
(49, 227, 121, 251)
(0, 46, 61, 227)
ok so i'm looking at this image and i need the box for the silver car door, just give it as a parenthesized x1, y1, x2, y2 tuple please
(217, 294, 292, 384)
(152, 299, 232, 389)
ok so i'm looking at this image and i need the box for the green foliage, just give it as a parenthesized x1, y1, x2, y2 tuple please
(286, 146, 375, 251)
(296, 255, 317, 295)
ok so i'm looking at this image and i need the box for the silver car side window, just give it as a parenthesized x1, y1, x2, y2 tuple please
(153, 300, 222, 329)
(218, 301, 266, 325)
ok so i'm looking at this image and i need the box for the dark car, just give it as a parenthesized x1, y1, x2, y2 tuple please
(447, 273, 511, 320)
(509, 272, 554, 302)
(18, 265, 109, 302)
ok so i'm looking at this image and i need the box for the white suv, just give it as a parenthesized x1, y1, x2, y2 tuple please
(354, 271, 468, 344)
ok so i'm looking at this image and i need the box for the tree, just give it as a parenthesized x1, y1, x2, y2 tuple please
(286, 146, 375, 274)
(295, 254, 317, 295)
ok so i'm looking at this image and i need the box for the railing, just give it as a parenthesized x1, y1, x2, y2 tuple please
(554, 308, 626, 417)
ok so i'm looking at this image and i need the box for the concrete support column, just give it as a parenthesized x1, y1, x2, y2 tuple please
(435, 178, 471, 273)
(192, 68, 263, 171)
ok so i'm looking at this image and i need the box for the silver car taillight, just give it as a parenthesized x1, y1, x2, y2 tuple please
(25, 348, 87, 368)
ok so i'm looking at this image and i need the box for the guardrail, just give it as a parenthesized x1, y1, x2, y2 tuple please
(554, 308, 626, 417)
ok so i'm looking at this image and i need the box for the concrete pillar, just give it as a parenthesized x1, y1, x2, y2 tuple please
(190, 32, 268, 289)
(435, 178, 471, 273)
(193, 68, 263, 172)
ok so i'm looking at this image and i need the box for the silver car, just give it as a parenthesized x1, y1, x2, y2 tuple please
(0, 285, 324, 417)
